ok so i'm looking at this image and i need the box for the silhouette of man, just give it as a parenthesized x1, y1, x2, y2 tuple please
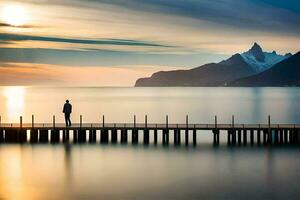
(63, 100, 72, 127)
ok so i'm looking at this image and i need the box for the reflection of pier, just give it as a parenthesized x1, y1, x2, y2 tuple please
(0, 115, 299, 146)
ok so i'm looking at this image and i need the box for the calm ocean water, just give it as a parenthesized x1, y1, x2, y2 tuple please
(0, 86, 300, 124)
(1, 87, 300, 200)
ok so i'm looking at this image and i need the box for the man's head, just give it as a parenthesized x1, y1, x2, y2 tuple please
(66, 100, 69, 103)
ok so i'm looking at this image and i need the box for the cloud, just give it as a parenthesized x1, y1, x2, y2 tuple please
(10, 0, 300, 36)
(0, 22, 37, 28)
(78, 0, 300, 35)
(0, 47, 226, 68)
(0, 63, 63, 85)
(0, 62, 165, 86)
(0, 33, 172, 48)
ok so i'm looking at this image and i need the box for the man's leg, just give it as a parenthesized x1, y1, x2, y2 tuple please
(68, 116, 72, 126)
(64, 114, 68, 126)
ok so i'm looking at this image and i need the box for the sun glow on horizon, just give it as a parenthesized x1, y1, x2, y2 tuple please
(2, 5, 29, 27)
(3, 86, 26, 122)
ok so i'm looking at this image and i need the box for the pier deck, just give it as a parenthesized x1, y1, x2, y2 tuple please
(0, 123, 299, 130)
(0, 115, 299, 146)
(0, 124, 300, 146)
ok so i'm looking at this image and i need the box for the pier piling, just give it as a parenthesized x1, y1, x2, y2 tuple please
(121, 128, 128, 144)
(193, 129, 197, 146)
(154, 128, 158, 145)
(111, 128, 118, 144)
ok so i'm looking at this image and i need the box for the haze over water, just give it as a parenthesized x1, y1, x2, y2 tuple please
(1, 87, 300, 200)
(0, 87, 300, 124)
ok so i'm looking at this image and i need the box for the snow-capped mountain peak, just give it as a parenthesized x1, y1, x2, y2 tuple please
(241, 43, 291, 72)
(248, 42, 265, 62)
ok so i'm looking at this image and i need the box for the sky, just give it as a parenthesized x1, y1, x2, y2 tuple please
(0, 0, 299, 86)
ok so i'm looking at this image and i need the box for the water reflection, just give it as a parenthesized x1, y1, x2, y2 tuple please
(3, 86, 25, 122)
(1, 145, 300, 200)
(64, 144, 73, 186)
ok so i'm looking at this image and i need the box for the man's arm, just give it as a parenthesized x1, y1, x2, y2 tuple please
(70, 105, 72, 113)
(63, 104, 66, 113)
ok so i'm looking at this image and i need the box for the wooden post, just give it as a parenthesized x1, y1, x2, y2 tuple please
(89, 129, 96, 143)
(63, 129, 70, 143)
(186, 115, 189, 128)
(174, 128, 179, 146)
(268, 115, 271, 131)
(30, 115, 38, 143)
(250, 130, 254, 145)
(131, 115, 138, 144)
(53, 115, 55, 128)
(257, 129, 261, 145)
(20, 116, 22, 129)
(213, 129, 219, 146)
(134, 115, 136, 129)
(32, 115, 34, 129)
(154, 124, 158, 145)
(185, 115, 189, 146)
(279, 129, 284, 144)
(243, 129, 247, 145)
(101, 129, 109, 144)
(162, 115, 169, 145)
(166, 115, 168, 129)
(76, 115, 85, 142)
(216, 130, 220, 145)
(144, 129, 149, 145)
(227, 130, 231, 145)
(215, 115, 217, 129)
(102, 115, 105, 128)
(263, 129, 268, 145)
(163, 128, 169, 145)
(274, 129, 279, 145)
(51, 115, 60, 143)
(39, 129, 49, 143)
(121, 128, 128, 144)
(232, 130, 236, 145)
(112, 127, 117, 144)
(80, 115, 82, 129)
(193, 125, 196, 146)
(268, 115, 271, 144)
(73, 129, 78, 143)
(144, 115, 149, 145)
(231, 116, 236, 145)
(294, 129, 298, 144)
(178, 125, 181, 145)
(101, 116, 107, 143)
(214, 116, 219, 146)
(19, 116, 27, 143)
(237, 129, 242, 145)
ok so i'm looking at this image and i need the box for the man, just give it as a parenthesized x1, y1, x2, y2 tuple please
(63, 100, 72, 127)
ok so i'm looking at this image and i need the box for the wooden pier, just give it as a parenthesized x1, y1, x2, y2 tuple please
(0, 115, 299, 146)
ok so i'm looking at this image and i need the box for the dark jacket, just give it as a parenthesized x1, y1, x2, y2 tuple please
(63, 103, 72, 114)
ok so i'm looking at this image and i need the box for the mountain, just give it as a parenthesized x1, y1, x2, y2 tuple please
(135, 43, 291, 87)
(135, 54, 256, 87)
(230, 52, 300, 86)
(241, 42, 291, 72)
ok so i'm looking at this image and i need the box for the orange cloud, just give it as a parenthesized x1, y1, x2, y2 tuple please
(0, 63, 176, 86)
